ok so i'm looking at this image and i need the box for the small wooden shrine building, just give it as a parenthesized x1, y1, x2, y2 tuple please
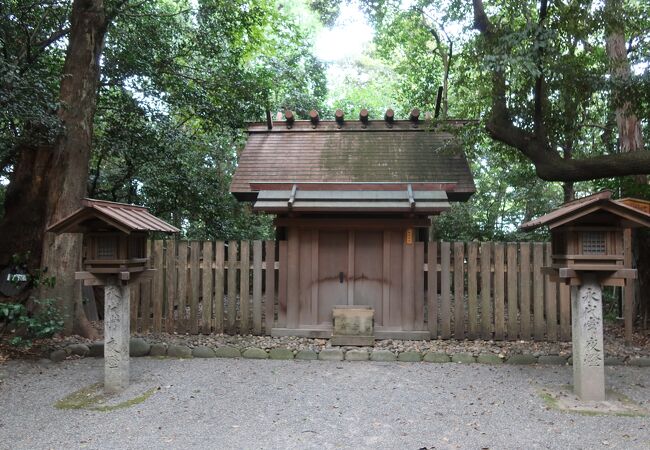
(231, 110, 475, 339)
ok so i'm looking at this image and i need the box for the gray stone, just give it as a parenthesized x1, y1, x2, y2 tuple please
(477, 354, 503, 364)
(269, 348, 294, 360)
(451, 353, 475, 364)
(370, 350, 397, 362)
(129, 338, 151, 357)
(507, 354, 538, 365)
(423, 352, 450, 363)
(88, 342, 104, 358)
(0, 370, 6, 380)
(243, 348, 268, 359)
(149, 343, 168, 357)
(629, 357, 650, 367)
(571, 276, 605, 401)
(295, 350, 318, 360)
(192, 346, 216, 358)
(214, 346, 241, 358)
(65, 343, 89, 357)
(345, 349, 369, 361)
(398, 351, 423, 362)
(568, 356, 573, 365)
(104, 282, 131, 393)
(332, 306, 374, 346)
(318, 348, 344, 361)
(538, 355, 568, 365)
(50, 349, 67, 362)
(167, 344, 192, 358)
(604, 357, 624, 366)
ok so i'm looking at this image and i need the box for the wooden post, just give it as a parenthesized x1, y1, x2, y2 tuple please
(104, 279, 130, 393)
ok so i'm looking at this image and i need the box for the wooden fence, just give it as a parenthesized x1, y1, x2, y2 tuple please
(129, 240, 576, 341)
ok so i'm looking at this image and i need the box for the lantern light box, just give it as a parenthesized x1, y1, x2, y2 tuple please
(47, 198, 179, 283)
(521, 190, 650, 285)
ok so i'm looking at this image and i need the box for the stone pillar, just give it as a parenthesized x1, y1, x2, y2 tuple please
(104, 280, 130, 393)
(571, 272, 605, 401)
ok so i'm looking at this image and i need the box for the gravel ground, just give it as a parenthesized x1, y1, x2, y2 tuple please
(0, 358, 649, 449)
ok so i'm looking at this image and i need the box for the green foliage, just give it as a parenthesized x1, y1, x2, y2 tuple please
(0, 299, 64, 347)
(86, 0, 327, 239)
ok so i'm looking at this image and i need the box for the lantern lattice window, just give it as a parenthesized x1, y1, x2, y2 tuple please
(582, 231, 606, 255)
(97, 237, 118, 259)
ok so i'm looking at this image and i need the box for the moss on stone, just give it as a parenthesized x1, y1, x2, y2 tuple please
(54, 383, 157, 412)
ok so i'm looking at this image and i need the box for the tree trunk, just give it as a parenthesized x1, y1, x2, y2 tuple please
(0, 0, 108, 338)
(605, 0, 646, 183)
(0, 139, 54, 270)
(605, 0, 648, 330)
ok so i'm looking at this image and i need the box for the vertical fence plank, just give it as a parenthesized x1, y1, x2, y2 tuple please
(440, 242, 451, 339)
(494, 243, 505, 340)
(427, 241, 438, 338)
(383, 232, 392, 328)
(544, 243, 557, 342)
(130, 283, 139, 333)
(189, 241, 200, 334)
(533, 243, 545, 340)
(414, 242, 425, 331)
(287, 231, 300, 329)
(453, 242, 465, 339)
(177, 242, 188, 333)
(214, 241, 224, 333)
(253, 240, 263, 335)
(401, 241, 415, 331)
(310, 230, 319, 326)
(140, 242, 151, 332)
(507, 243, 518, 340)
(480, 242, 492, 339)
(264, 240, 276, 334)
(277, 240, 288, 328)
(467, 242, 478, 339)
(240, 240, 251, 334)
(624, 228, 634, 344)
(165, 240, 176, 332)
(559, 283, 571, 341)
(519, 243, 531, 340)
(151, 240, 164, 333)
(227, 241, 238, 334)
(141, 279, 151, 332)
(201, 241, 213, 334)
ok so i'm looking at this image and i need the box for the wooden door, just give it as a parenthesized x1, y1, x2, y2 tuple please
(353, 231, 384, 325)
(317, 231, 348, 324)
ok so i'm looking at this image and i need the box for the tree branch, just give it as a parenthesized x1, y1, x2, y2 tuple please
(533, 0, 548, 139)
(472, 0, 650, 182)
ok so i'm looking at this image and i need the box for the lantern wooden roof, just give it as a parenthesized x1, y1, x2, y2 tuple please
(47, 199, 180, 234)
(520, 190, 650, 231)
(230, 114, 476, 205)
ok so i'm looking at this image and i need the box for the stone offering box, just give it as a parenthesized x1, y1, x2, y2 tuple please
(522, 190, 650, 286)
(331, 305, 374, 346)
(47, 198, 179, 284)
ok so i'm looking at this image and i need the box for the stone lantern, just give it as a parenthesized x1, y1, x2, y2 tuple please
(48, 198, 179, 393)
(521, 190, 650, 401)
